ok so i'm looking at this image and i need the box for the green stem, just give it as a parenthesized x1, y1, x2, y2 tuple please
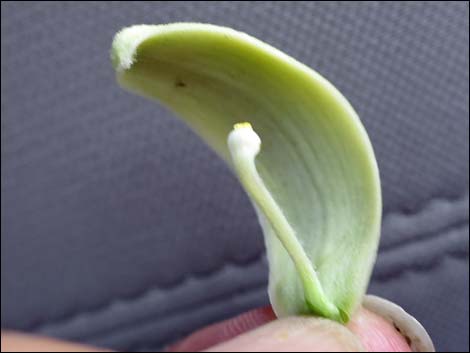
(228, 123, 340, 320)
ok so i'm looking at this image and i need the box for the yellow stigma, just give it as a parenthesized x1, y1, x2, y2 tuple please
(233, 122, 253, 130)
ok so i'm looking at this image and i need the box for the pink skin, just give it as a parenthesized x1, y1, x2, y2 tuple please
(348, 306, 412, 352)
(1, 306, 412, 352)
(168, 306, 412, 352)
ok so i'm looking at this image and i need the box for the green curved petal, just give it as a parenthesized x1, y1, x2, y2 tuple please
(111, 23, 382, 323)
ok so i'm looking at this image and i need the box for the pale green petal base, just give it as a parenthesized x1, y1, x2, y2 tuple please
(111, 23, 382, 323)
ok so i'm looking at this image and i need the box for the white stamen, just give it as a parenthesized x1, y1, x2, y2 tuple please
(228, 122, 261, 159)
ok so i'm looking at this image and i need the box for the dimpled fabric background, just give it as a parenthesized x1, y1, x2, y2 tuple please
(1, 1, 469, 351)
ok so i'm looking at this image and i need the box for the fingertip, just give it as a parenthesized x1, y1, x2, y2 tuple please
(169, 305, 413, 352)
(205, 316, 365, 352)
(348, 307, 412, 352)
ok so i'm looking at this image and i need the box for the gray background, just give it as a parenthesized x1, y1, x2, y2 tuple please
(1, 1, 469, 351)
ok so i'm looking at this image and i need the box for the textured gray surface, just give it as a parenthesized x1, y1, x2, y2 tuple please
(1, 1, 469, 352)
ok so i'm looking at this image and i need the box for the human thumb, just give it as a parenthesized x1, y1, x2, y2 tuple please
(205, 315, 365, 352)
(169, 306, 412, 352)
